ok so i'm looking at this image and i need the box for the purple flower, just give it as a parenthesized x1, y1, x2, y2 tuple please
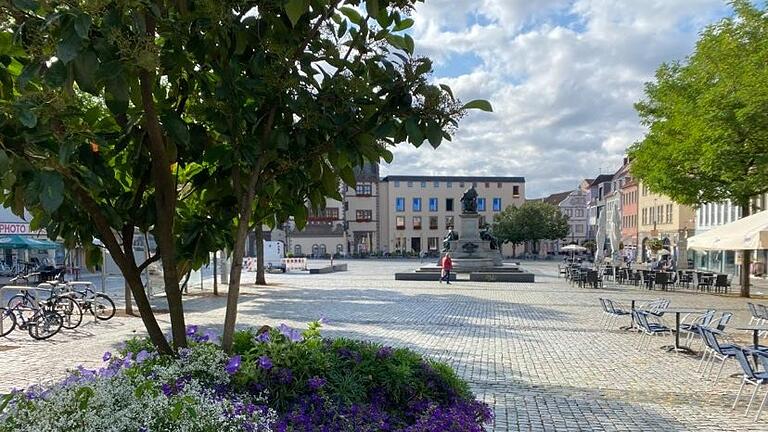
(161, 383, 174, 397)
(377, 346, 394, 359)
(258, 355, 273, 370)
(122, 352, 133, 368)
(203, 329, 219, 343)
(226, 355, 242, 375)
(135, 350, 151, 364)
(277, 323, 302, 342)
(102, 351, 112, 362)
(186, 325, 199, 336)
(257, 331, 271, 343)
(307, 376, 326, 391)
(276, 368, 293, 384)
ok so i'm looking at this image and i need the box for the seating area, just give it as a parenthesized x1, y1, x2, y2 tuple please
(599, 296, 768, 423)
(563, 262, 733, 293)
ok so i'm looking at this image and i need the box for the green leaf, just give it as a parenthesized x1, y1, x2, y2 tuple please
(461, 99, 493, 112)
(338, 19, 348, 38)
(439, 84, 454, 100)
(366, 0, 379, 18)
(105, 77, 129, 114)
(340, 7, 364, 25)
(393, 18, 414, 32)
(45, 60, 68, 87)
(339, 166, 356, 187)
(0, 151, 8, 173)
(405, 117, 423, 146)
(293, 205, 307, 230)
(403, 34, 414, 54)
(11, 0, 38, 11)
(161, 113, 190, 147)
(39, 171, 64, 213)
(57, 28, 83, 64)
(380, 148, 394, 163)
(18, 107, 37, 128)
(285, 0, 309, 27)
(73, 50, 100, 94)
(74, 14, 91, 39)
(426, 123, 443, 148)
(3, 172, 16, 190)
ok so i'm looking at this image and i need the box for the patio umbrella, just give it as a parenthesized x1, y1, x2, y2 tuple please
(0, 235, 59, 249)
(687, 209, 768, 251)
(657, 249, 671, 256)
(562, 244, 587, 261)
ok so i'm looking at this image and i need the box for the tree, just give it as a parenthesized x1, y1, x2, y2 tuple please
(202, 0, 490, 352)
(492, 206, 524, 256)
(492, 202, 569, 255)
(629, 0, 768, 296)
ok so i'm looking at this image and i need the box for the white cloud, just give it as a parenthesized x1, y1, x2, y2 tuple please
(381, 0, 731, 197)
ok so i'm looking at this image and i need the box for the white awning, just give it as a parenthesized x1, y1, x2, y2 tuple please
(687, 210, 768, 251)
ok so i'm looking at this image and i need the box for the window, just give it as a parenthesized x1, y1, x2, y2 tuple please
(356, 210, 372, 222)
(396, 216, 405, 230)
(666, 204, 673, 224)
(512, 185, 520, 197)
(429, 198, 438, 212)
(484, 182, 490, 188)
(412, 197, 422, 212)
(309, 207, 339, 222)
(446, 198, 454, 212)
(492, 198, 502, 212)
(294, 245, 302, 255)
(428, 237, 439, 251)
(459, 182, 465, 188)
(395, 197, 405, 212)
(433, 181, 439, 188)
(429, 216, 439, 230)
(420, 181, 427, 188)
(497, 182, 502, 188)
(576, 209, 584, 217)
(575, 224, 584, 233)
(447, 181, 452, 188)
(394, 180, 400, 187)
(472, 182, 477, 187)
(445, 216, 454, 228)
(477, 198, 486, 212)
(413, 216, 422, 230)
(355, 183, 372, 196)
(407, 181, 413, 187)
(642, 208, 647, 225)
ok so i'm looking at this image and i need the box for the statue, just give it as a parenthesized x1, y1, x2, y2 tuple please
(460, 186, 478, 213)
(442, 228, 458, 252)
(480, 225, 500, 250)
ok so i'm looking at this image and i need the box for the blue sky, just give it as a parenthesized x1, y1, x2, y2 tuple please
(380, 0, 735, 198)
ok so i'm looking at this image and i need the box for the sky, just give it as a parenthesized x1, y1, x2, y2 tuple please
(379, 0, 734, 198)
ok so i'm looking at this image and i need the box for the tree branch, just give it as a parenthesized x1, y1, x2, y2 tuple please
(137, 253, 161, 273)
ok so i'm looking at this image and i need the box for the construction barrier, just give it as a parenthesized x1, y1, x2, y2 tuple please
(282, 258, 307, 271)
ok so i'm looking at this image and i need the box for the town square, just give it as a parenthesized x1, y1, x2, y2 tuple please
(1, 0, 768, 431)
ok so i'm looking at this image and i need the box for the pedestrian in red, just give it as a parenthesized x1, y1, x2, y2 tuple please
(440, 253, 453, 284)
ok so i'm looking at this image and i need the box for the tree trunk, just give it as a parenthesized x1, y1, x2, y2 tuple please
(740, 202, 751, 298)
(255, 229, 266, 285)
(213, 251, 218, 296)
(222, 208, 252, 352)
(124, 280, 133, 315)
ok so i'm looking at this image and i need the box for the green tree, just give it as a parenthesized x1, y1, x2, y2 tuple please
(492, 205, 523, 256)
(628, 0, 768, 296)
(492, 202, 568, 256)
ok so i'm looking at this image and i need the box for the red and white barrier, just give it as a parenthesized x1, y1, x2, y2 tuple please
(282, 258, 307, 271)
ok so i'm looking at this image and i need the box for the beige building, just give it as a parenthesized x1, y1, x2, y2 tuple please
(637, 182, 695, 264)
(378, 176, 526, 257)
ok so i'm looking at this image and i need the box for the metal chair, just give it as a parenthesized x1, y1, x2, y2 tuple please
(732, 348, 768, 421)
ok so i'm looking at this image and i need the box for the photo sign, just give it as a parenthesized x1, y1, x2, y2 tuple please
(0, 223, 31, 234)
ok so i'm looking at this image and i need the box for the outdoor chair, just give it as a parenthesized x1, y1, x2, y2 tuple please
(699, 327, 740, 386)
(558, 264, 568, 278)
(677, 270, 692, 289)
(714, 274, 731, 294)
(758, 305, 768, 334)
(680, 310, 715, 347)
(586, 270, 603, 289)
(634, 310, 671, 350)
(748, 303, 762, 327)
(732, 348, 768, 421)
(655, 272, 671, 291)
(715, 312, 733, 331)
(697, 273, 714, 292)
(630, 270, 641, 286)
(603, 299, 630, 329)
(598, 298, 613, 328)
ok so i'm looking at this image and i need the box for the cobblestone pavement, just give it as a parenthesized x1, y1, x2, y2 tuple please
(3, 260, 768, 431)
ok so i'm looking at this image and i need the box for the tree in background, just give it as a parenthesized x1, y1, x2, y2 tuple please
(629, 0, 768, 297)
(493, 202, 569, 256)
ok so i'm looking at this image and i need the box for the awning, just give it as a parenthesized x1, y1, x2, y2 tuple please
(688, 210, 768, 251)
(0, 234, 59, 249)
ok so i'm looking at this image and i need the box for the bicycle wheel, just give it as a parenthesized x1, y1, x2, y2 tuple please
(7, 294, 35, 322)
(52, 297, 83, 329)
(91, 294, 116, 321)
(27, 311, 62, 340)
(0, 308, 15, 337)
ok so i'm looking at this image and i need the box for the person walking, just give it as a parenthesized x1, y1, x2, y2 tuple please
(440, 253, 453, 284)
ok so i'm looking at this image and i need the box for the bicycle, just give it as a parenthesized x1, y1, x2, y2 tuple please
(2, 292, 63, 340)
(7, 287, 83, 330)
(59, 284, 116, 321)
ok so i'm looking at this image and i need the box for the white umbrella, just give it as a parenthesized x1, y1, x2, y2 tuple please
(688, 210, 768, 251)
(657, 249, 671, 256)
(562, 244, 587, 252)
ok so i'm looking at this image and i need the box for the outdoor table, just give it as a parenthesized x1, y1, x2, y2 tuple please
(733, 325, 768, 368)
(620, 299, 644, 331)
(659, 308, 711, 354)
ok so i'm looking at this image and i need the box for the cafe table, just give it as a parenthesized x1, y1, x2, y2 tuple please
(658, 308, 711, 354)
(733, 325, 768, 367)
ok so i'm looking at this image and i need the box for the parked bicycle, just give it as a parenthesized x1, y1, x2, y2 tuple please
(1, 290, 63, 340)
(6, 287, 83, 330)
(57, 284, 115, 321)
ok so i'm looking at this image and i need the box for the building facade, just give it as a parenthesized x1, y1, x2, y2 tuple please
(378, 176, 526, 257)
(636, 182, 695, 265)
(535, 189, 589, 256)
(619, 169, 639, 253)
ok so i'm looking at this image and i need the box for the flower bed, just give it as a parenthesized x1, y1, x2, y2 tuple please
(0, 322, 492, 431)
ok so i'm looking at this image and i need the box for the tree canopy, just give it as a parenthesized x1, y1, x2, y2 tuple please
(492, 201, 569, 253)
(628, 0, 768, 295)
